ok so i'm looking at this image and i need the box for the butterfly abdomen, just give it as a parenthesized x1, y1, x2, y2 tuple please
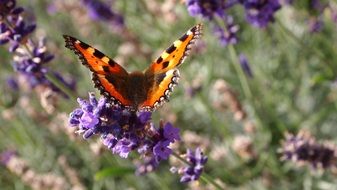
(126, 72, 149, 109)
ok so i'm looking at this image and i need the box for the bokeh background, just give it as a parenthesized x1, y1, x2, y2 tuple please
(1, 0, 337, 189)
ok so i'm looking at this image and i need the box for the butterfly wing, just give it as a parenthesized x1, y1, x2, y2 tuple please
(145, 24, 203, 75)
(140, 24, 203, 111)
(63, 35, 133, 107)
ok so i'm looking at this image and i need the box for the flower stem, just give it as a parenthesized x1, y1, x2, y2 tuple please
(276, 19, 335, 75)
(45, 73, 77, 100)
(171, 152, 225, 190)
(213, 16, 252, 99)
(227, 45, 253, 99)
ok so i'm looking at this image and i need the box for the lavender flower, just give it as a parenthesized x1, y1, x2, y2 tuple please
(280, 131, 337, 170)
(0, 0, 35, 51)
(69, 93, 181, 172)
(185, 0, 283, 46)
(239, 53, 253, 77)
(239, 0, 281, 28)
(305, 0, 328, 33)
(185, 0, 239, 46)
(0, 0, 76, 96)
(81, 0, 124, 28)
(186, 0, 235, 19)
(0, 150, 17, 165)
(6, 76, 18, 90)
(171, 148, 208, 183)
(308, 17, 323, 33)
(213, 15, 239, 46)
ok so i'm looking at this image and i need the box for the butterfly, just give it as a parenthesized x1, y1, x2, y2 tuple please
(63, 24, 202, 112)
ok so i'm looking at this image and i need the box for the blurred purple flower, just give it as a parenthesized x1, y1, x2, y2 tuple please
(185, 0, 239, 46)
(6, 76, 19, 90)
(135, 157, 159, 175)
(171, 148, 208, 183)
(0, 0, 35, 50)
(81, 0, 124, 27)
(308, 17, 323, 33)
(0, 0, 76, 97)
(239, 0, 281, 28)
(13, 39, 54, 74)
(0, 150, 16, 165)
(304, 0, 328, 33)
(280, 131, 337, 170)
(213, 15, 239, 46)
(69, 93, 181, 172)
(239, 53, 253, 77)
(185, 0, 236, 19)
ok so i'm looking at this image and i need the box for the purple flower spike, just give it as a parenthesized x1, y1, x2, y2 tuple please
(239, 0, 281, 28)
(69, 93, 179, 170)
(185, 0, 240, 46)
(185, 0, 235, 19)
(280, 131, 337, 170)
(1, 0, 77, 96)
(81, 0, 124, 28)
(213, 15, 239, 46)
(0, 150, 17, 165)
(175, 148, 208, 183)
(0, 0, 17, 19)
(6, 76, 19, 90)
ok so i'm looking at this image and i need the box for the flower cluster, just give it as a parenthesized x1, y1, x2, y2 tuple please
(213, 15, 239, 46)
(185, 0, 282, 46)
(69, 93, 181, 172)
(186, 0, 239, 46)
(81, 0, 124, 28)
(280, 131, 337, 170)
(239, 0, 281, 28)
(0, 0, 75, 95)
(0, 0, 36, 51)
(170, 148, 208, 183)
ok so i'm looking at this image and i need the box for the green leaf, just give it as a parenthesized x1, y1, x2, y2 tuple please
(94, 167, 134, 180)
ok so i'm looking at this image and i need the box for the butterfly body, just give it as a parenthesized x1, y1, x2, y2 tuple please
(64, 24, 202, 112)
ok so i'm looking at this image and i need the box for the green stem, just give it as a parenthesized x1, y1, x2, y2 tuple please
(227, 45, 253, 99)
(172, 152, 225, 190)
(213, 16, 253, 100)
(45, 73, 77, 100)
(276, 19, 335, 75)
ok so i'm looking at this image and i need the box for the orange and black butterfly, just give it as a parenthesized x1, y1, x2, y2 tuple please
(63, 24, 202, 112)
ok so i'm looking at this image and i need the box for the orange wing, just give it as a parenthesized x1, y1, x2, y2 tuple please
(140, 69, 180, 111)
(145, 24, 203, 75)
(63, 35, 132, 107)
(140, 24, 203, 111)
